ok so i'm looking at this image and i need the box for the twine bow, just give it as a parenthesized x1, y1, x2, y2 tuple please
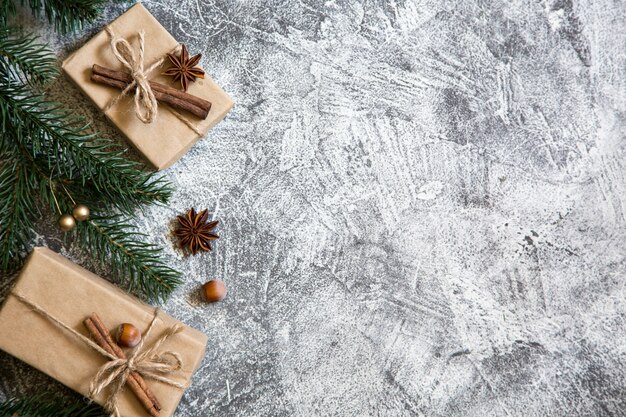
(11, 292, 188, 417)
(90, 314, 186, 417)
(104, 28, 162, 123)
(102, 28, 203, 135)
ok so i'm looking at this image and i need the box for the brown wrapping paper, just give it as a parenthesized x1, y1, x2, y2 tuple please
(0, 247, 208, 417)
(62, 3, 234, 170)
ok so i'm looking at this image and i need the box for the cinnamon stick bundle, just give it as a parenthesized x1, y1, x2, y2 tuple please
(91, 64, 212, 120)
(84, 313, 161, 417)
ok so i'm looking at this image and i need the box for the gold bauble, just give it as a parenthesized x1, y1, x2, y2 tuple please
(72, 204, 90, 221)
(58, 214, 76, 232)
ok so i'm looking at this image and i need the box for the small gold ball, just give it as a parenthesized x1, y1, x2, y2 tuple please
(72, 204, 90, 221)
(58, 214, 76, 232)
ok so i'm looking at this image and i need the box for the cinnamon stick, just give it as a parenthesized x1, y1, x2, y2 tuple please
(91, 73, 207, 120)
(93, 64, 211, 113)
(83, 316, 160, 417)
(91, 64, 211, 119)
(89, 313, 162, 411)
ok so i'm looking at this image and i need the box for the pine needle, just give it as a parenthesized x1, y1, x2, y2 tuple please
(0, 78, 172, 213)
(76, 214, 182, 303)
(0, 393, 106, 417)
(0, 29, 58, 86)
(0, 154, 38, 270)
(1, 0, 109, 33)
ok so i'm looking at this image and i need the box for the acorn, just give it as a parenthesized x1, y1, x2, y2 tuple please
(72, 204, 90, 222)
(116, 323, 141, 348)
(202, 279, 227, 302)
(58, 214, 76, 232)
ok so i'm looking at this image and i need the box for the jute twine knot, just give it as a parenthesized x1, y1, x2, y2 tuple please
(90, 313, 186, 417)
(104, 29, 164, 124)
(102, 28, 204, 135)
(11, 292, 188, 417)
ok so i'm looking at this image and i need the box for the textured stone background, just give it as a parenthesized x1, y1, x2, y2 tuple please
(1, 0, 625, 416)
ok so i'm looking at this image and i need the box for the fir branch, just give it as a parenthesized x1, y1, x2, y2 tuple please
(0, 147, 181, 302)
(31, 0, 108, 32)
(0, 1, 17, 27)
(0, 29, 58, 86)
(0, 28, 182, 302)
(0, 393, 105, 417)
(75, 214, 182, 303)
(0, 0, 108, 33)
(0, 80, 172, 212)
(0, 154, 38, 270)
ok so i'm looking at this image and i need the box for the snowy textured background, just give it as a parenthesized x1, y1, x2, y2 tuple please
(1, 0, 625, 416)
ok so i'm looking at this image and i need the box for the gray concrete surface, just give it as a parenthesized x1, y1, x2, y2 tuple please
(1, 0, 625, 415)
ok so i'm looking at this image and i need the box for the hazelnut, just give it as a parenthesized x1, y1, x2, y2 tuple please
(116, 323, 141, 348)
(203, 280, 227, 302)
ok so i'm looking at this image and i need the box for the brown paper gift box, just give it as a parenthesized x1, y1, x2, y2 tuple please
(62, 3, 234, 170)
(0, 247, 208, 417)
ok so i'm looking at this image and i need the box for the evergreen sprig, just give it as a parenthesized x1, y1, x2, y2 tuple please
(77, 214, 182, 302)
(0, 29, 181, 302)
(0, 0, 109, 33)
(0, 80, 173, 212)
(0, 154, 38, 270)
(0, 28, 58, 85)
(0, 393, 105, 417)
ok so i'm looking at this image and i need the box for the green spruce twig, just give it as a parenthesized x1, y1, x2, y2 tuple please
(76, 214, 182, 303)
(0, 0, 109, 33)
(0, 80, 173, 212)
(0, 29, 181, 302)
(0, 393, 106, 417)
(0, 29, 58, 85)
(0, 155, 38, 270)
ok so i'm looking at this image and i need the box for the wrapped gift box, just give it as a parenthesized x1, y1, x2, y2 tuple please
(0, 247, 208, 417)
(62, 3, 234, 170)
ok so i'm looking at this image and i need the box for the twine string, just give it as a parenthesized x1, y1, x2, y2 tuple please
(104, 28, 159, 124)
(102, 27, 204, 135)
(11, 291, 187, 417)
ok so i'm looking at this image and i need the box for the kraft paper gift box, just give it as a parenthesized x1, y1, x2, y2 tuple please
(62, 3, 234, 170)
(0, 247, 208, 417)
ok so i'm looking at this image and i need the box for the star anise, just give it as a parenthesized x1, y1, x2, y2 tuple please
(173, 208, 219, 255)
(162, 44, 205, 91)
